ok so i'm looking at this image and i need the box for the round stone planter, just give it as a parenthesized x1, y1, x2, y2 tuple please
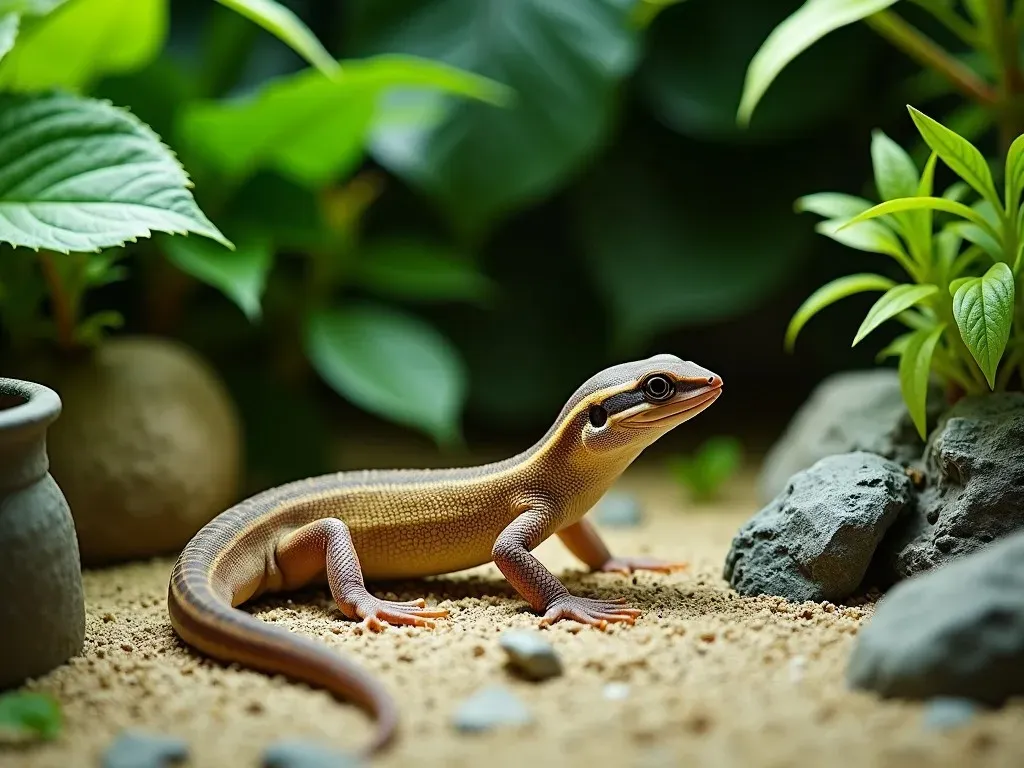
(0, 378, 85, 689)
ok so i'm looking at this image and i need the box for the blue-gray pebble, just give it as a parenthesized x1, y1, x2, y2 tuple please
(102, 731, 188, 768)
(452, 685, 532, 732)
(499, 630, 562, 681)
(592, 491, 643, 527)
(262, 740, 364, 768)
(922, 698, 979, 730)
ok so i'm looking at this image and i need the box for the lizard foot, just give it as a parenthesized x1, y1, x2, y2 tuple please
(597, 556, 688, 575)
(341, 594, 449, 631)
(538, 595, 641, 630)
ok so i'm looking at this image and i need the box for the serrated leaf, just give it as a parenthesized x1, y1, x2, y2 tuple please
(0, 13, 18, 63)
(871, 129, 919, 200)
(840, 195, 998, 237)
(353, 239, 493, 305)
(853, 283, 938, 345)
(737, 0, 900, 125)
(0, 93, 229, 252)
(162, 234, 271, 321)
(908, 105, 999, 207)
(0, 0, 166, 92)
(1005, 132, 1024, 214)
(0, 691, 62, 741)
(795, 192, 873, 218)
(304, 303, 466, 444)
(180, 54, 510, 188)
(213, 0, 337, 76)
(899, 323, 945, 439)
(785, 272, 895, 350)
(952, 262, 1015, 388)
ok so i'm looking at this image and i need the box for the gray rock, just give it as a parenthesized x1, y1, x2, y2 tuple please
(921, 698, 980, 730)
(102, 731, 188, 768)
(452, 685, 532, 733)
(591, 490, 642, 527)
(758, 370, 940, 503)
(848, 529, 1024, 704)
(499, 630, 562, 681)
(262, 740, 363, 768)
(875, 393, 1024, 582)
(724, 452, 913, 602)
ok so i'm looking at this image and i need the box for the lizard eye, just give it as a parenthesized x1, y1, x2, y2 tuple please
(642, 374, 675, 402)
(588, 404, 608, 428)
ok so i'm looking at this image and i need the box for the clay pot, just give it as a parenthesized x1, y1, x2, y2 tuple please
(0, 378, 85, 689)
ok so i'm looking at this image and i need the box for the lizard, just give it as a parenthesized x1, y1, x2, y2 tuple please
(167, 353, 723, 758)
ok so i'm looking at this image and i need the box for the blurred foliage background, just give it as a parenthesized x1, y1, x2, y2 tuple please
(0, 0, 954, 489)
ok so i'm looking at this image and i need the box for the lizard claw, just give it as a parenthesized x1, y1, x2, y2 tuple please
(598, 556, 688, 575)
(538, 594, 641, 631)
(343, 594, 449, 632)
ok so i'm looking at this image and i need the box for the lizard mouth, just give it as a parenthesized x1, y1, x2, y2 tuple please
(619, 388, 722, 428)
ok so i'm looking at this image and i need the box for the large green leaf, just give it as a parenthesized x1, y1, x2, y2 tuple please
(785, 273, 896, 350)
(853, 283, 938, 345)
(0, 1, 69, 13)
(213, 0, 337, 76)
(1004, 132, 1024, 214)
(898, 323, 945, 439)
(353, 239, 493, 305)
(871, 128, 919, 200)
(0, 94, 228, 252)
(352, 0, 641, 233)
(952, 262, 1015, 388)
(162, 234, 271, 321)
(737, 0, 900, 125)
(813, 217, 908, 261)
(794, 192, 873, 218)
(304, 304, 467, 444)
(0, 0, 166, 92)
(0, 14, 17, 63)
(638, 0, 874, 142)
(908, 106, 1000, 208)
(179, 54, 509, 188)
(841, 196, 998, 236)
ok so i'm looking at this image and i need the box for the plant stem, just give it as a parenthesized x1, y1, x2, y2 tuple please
(37, 252, 77, 352)
(909, 0, 980, 47)
(865, 11, 998, 107)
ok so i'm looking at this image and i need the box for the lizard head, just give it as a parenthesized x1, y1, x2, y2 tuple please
(569, 354, 723, 455)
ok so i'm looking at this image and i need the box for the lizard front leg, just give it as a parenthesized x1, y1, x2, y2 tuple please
(275, 518, 449, 632)
(558, 519, 689, 576)
(491, 508, 641, 629)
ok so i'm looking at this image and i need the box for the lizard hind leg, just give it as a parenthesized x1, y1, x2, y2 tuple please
(275, 518, 449, 632)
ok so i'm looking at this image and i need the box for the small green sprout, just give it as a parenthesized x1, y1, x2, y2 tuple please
(667, 435, 743, 502)
(0, 691, 63, 742)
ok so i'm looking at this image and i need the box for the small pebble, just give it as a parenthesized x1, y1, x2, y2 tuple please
(789, 655, 807, 683)
(263, 740, 364, 768)
(499, 630, 562, 681)
(603, 682, 631, 701)
(102, 730, 188, 768)
(591, 491, 643, 527)
(922, 697, 980, 731)
(452, 686, 532, 732)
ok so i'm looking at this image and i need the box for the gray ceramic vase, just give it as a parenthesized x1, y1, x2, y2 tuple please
(0, 377, 85, 689)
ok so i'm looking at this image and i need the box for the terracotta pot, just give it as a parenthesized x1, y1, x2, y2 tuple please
(0, 378, 85, 689)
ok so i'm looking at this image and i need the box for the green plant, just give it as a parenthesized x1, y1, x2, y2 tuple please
(0, 691, 62, 741)
(667, 436, 743, 502)
(740, 0, 1024, 438)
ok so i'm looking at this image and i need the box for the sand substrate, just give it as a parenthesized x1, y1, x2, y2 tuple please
(4, 467, 1024, 768)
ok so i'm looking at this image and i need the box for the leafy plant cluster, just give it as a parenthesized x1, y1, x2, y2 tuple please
(741, 0, 1024, 437)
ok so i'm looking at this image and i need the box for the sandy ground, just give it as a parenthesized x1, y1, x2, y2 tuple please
(4, 466, 1024, 768)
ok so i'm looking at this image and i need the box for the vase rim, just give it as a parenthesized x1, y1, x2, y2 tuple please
(0, 378, 62, 433)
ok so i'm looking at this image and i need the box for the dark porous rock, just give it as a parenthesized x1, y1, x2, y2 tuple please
(874, 393, 1024, 582)
(263, 740, 363, 768)
(848, 530, 1024, 705)
(724, 452, 913, 603)
(102, 730, 188, 768)
(758, 370, 940, 503)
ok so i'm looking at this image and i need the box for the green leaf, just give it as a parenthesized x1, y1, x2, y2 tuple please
(0, 0, 166, 92)
(952, 262, 1015, 388)
(0, 13, 18, 63)
(180, 54, 509, 188)
(0, 691, 62, 741)
(0, 93, 229, 252)
(945, 219, 1002, 261)
(212, 0, 338, 76)
(794, 192, 873, 218)
(840, 196, 998, 237)
(737, 0, 900, 125)
(949, 276, 973, 295)
(785, 273, 895, 350)
(908, 105, 1000, 207)
(899, 323, 945, 439)
(354, 0, 640, 233)
(814, 217, 908, 261)
(871, 129, 919, 200)
(1004, 131, 1024, 214)
(668, 435, 743, 502)
(304, 303, 466, 444)
(876, 331, 911, 361)
(162, 234, 271, 321)
(853, 283, 938, 345)
(0, 1, 69, 13)
(353, 239, 494, 305)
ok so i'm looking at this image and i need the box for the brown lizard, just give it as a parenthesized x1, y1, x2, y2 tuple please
(168, 354, 723, 757)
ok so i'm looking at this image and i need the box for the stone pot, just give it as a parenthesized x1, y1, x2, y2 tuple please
(0, 378, 85, 689)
